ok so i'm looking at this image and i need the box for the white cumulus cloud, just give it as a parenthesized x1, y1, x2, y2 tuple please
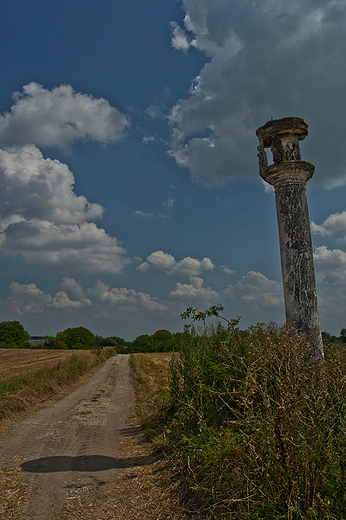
(136, 250, 215, 276)
(8, 278, 179, 318)
(0, 146, 103, 225)
(223, 271, 283, 308)
(170, 276, 219, 302)
(312, 212, 346, 238)
(170, 256, 214, 276)
(0, 83, 129, 149)
(0, 146, 130, 273)
(9, 281, 90, 315)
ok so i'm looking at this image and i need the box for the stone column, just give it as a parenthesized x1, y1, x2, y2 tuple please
(256, 117, 323, 359)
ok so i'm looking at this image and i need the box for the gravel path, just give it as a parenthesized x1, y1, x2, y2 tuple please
(0, 355, 151, 520)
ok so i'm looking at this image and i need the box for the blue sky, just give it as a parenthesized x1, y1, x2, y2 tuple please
(0, 0, 345, 339)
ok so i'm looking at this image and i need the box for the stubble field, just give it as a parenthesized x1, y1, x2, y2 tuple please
(0, 349, 75, 382)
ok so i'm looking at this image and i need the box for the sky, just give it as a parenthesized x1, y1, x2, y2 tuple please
(0, 0, 345, 339)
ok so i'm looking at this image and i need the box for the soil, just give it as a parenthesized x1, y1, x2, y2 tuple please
(0, 355, 186, 520)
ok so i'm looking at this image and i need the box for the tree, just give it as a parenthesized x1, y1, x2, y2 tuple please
(56, 327, 95, 350)
(0, 321, 30, 347)
(152, 329, 174, 351)
(340, 329, 346, 343)
(130, 334, 154, 353)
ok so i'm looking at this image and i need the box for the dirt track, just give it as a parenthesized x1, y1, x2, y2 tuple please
(0, 355, 156, 520)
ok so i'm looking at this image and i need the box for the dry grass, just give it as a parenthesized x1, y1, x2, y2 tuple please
(130, 352, 173, 420)
(0, 348, 75, 382)
(0, 457, 28, 520)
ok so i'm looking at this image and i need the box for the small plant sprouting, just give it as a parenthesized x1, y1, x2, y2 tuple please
(181, 304, 241, 343)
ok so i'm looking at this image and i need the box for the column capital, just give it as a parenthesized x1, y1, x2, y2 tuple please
(260, 160, 315, 187)
(256, 117, 308, 148)
(256, 117, 313, 181)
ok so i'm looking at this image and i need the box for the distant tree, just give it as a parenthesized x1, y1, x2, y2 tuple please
(130, 334, 154, 353)
(56, 327, 95, 350)
(152, 329, 174, 352)
(340, 329, 346, 343)
(95, 335, 129, 348)
(0, 321, 30, 347)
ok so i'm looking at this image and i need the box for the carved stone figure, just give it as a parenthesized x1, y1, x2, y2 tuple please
(257, 146, 268, 175)
(271, 135, 284, 164)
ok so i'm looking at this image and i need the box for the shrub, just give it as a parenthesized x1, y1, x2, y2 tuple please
(162, 322, 346, 519)
(55, 327, 95, 350)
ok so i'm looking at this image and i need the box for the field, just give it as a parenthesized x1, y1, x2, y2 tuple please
(0, 348, 76, 382)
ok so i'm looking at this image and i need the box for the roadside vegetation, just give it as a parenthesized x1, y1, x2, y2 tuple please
(132, 310, 346, 520)
(0, 348, 114, 422)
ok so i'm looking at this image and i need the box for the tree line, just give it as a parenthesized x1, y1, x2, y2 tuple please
(0, 320, 187, 352)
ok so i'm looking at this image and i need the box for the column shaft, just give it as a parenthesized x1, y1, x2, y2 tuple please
(275, 182, 320, 331)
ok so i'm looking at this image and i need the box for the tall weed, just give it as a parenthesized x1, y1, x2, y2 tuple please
(164, 324, 346, 519)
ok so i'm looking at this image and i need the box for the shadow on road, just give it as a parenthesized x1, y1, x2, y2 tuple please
(21, 454, 156, 473)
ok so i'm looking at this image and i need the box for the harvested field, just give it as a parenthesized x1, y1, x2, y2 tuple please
(0, 349, 77, 382)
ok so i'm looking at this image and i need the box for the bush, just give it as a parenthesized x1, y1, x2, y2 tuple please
(161, 322, 346, 519)
(55, 327, 95, 350)
(129, 329, 188, 353)
(0, 321, 30, 348)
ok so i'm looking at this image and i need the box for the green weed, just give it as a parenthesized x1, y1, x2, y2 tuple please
(160, 323, 346, 519)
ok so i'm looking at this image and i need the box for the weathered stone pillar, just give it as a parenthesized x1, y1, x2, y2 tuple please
(256, 117, 323, 359)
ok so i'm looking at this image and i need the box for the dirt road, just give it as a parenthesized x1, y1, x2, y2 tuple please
(0, 355, 161, 520)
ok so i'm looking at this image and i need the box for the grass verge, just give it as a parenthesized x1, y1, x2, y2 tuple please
(0, 348, 115, 422)
(132, 325, 346, 520)
(130, 353, 172, 438)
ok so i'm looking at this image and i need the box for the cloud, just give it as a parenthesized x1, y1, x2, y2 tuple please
(162, 197, 175, 208)
(0, 146, 130, 273)
(0, 146, 103, 225)
(220, 265, 235, 275)
(146, 250, 176, 270)
(170, 21, 191, 52)
(314, 246, 346, 285)
(170, 276, 219, 302)
(8, 278, 178, 318)
(136, 261, 150, 272)
(9, 281, 90, 315)
(88, 281, 171, 315)
(312, 211, 346, 237)
(142, 135, 156, 144)
(60, 278, 92, 305)
(1, 220, 129, 273)
(169, 0, 346, 188)
(170, 256, 214, 276)
(223, 271, 283, 307)
(0, 83, 129, 149)
(133, 210, 154, 218)
(311, 245, 346, 332)
(136, 250, 215, 276)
